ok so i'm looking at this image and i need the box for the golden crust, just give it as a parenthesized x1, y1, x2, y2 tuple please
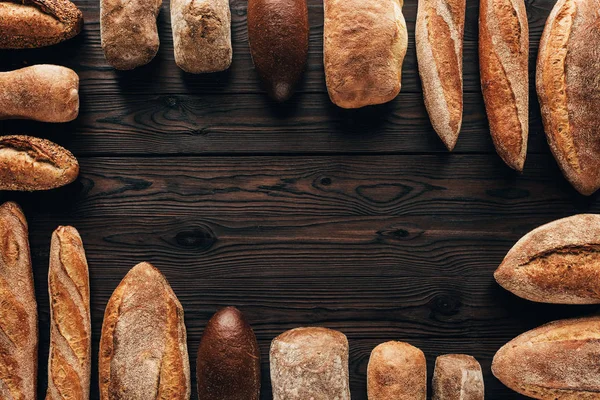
(432, 354, 484, 400)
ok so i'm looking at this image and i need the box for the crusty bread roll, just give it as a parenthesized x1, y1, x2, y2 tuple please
(432, 354, 484, 400)
(47, 226, 91, 400)
(99, 262, 190, 399)
(324, 0, 408, 109)
(0, 65, 79, 122)
(100, 0, 162, 70)
(495, 214, 600, 304)
(171, 0, 232, 73)
(0, 202, 38, 400)
(270, 327, 350, 400)
(479, 0, 529, 171)
(367, 341, 427, 400)
(416, 0, 465, 151)
(492, 316, 600, 399)
(248, 0, 309, 102)
(0, 0, 83, 49)
(0, 135, 79, 192)
(196, 307, 260, 399)
(536, 0, 600, 195)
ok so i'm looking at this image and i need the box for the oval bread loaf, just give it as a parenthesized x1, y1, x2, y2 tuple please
(416, 0, 466, 151)
(101, 0, 162, 70)
(536, 0, 600, 195)
(0, 0, 83, 49)
(47, 226, 91, 400)
(248, 0, 309, 102)
(99, 262, 190, 400)
(0, 202, 38, 400)
(270, 327, 350, 400)
(171, 0, 232, 73)
(367, 341, 427, 400)
(0, 65, 79, 122)
(324, 0, 408, 109)
(479, 0, 529, 171)
(0, 135, 79, 191)
(432, 354, 484, 400)
(495, 214, 600, 304)
(492, 316, 600, 399)
(196, 307, 260, 400)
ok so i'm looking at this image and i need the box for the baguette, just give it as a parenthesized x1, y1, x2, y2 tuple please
(432, 354, 484, 400)
(479, 0, 529, 171)
(0, 0, 83, 49)
(100, 0, 162, 70)
(248, 0, 309, 102)
(47, 226, 91, 400)
(0, 202, 38, 400)
(492, 316, 600, 399)
(323, 0, 408, 109)
(0, 65, 79, 122)
(495, 214, 600, 304)
(196, 307, 260, 399)
(536, 0, 600, 195)
(270, 327, 350, 400)
(416, 0, 465, 151)
(171, 0, 232, 73)
(0, 135, 79, 191)
(99, 262, 190, 399)
(367, 341, 427, 400)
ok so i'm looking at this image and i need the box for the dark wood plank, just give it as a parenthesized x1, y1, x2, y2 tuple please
(0, 0, 554, 95)
(1, 92, 549, 155)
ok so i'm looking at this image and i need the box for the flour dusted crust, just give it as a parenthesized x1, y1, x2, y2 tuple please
(270, 327, 350, 400)
(432, 354, 484, 400)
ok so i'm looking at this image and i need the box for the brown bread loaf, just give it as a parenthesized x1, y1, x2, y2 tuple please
(0, 135, 79, 191)
(0, 65, 79, 122)
(479, 0, 529, 171)
(367, 341, 427, 400)
(100, 0, 162, 70)
(0, 0, 82, 49)
(270, 327, 350, 400)
(0, 202, 38, 400)
(416, 0, 466, 151)
(196, 307, 260, 399)
(432, 354, 484, 400)
(495, 214, 600, 304)
(324, 0, 408, 109)
(46, 226, 91, 400)
(536, 0, 600, 196)
(248, 0, 309, 102)
(171, 0, 232, 73)
(99, 262, 190, 399)
(492, 316, 600, 399)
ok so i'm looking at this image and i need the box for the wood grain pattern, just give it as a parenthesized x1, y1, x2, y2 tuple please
(0, 0, 597, 399)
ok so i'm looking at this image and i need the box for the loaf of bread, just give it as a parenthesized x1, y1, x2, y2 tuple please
(536, 0, 600, 195)
(367, 341, 427, 400)
(0, 135, 79, 191)
(495, 214, 600, 304)
(492, 316, 600, 398)
(0, 0, 83, 49)
(0, 202, 38, 400)
(99, 262, 190, 399)
(171, 0, 232, 73)
(270, 327, 350, 400)
(0, 65, 79, 122)
(196, 307, 260, 399)
(47, 226, 91, 400)
(101, 0, 162, 70)
(432, 354, 484, 400)
(479, 0, 529, 171)
(416, 0, 465, 151)
(324, 0, 408, 109)
(248, 0, 308, 102)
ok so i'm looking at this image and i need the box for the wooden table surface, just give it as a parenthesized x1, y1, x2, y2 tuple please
(1, 0, 599, 398)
